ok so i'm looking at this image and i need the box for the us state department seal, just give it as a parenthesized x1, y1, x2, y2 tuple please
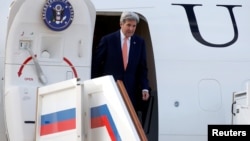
(42, 0, 74, 31)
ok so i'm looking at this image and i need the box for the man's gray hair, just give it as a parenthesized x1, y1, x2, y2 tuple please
(120, 11, 140, 24)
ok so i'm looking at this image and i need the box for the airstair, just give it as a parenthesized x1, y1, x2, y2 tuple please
(35, 76, 147, 141)
(232, 83, 250, 124)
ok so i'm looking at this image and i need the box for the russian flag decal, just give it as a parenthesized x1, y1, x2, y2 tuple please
(40, 108, 76, 136)
(91, 104, 121, 141)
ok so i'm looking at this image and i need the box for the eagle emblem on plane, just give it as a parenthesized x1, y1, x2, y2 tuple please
(42, 0, 74, 31)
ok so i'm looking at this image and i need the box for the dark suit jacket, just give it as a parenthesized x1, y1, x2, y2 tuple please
(91, 30, 149, 108)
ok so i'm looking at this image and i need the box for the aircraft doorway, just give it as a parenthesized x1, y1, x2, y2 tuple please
(91, 13, 158, 141)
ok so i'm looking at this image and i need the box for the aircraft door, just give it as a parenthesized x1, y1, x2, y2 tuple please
(4, 0, 95, 141)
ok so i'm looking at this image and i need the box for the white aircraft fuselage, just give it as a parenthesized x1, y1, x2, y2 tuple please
(0, 0, 250, 141)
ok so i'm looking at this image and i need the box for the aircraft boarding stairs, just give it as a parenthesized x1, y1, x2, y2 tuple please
(232, 83, 250, 124)
(35, 75, 147, 141)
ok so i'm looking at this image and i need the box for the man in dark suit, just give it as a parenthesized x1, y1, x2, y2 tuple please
(91, 11, 150, 114)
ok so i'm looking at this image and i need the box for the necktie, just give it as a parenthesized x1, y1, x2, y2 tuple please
(122, 37, 128, 70)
